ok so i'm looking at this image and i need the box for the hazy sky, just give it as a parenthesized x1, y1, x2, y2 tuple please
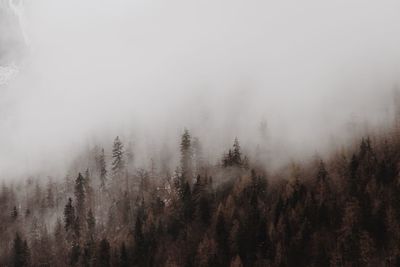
(1, 0, 400, 177)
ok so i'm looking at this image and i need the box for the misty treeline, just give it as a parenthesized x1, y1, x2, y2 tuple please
(3, 124, 400, 267)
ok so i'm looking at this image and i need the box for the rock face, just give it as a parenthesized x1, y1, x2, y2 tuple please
(0, 0, 26, 65)
(0, 0, 27, 85)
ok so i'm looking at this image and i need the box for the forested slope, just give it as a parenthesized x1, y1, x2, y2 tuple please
(2, 128, 400, 266)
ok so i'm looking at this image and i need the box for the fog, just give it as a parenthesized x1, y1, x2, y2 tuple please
(1, 0, 400, 177)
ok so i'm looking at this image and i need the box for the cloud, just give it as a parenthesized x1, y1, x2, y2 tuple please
(1, 0, 400, 177)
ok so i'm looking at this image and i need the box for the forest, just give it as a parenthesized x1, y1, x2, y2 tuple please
(1, 124, 400, 267)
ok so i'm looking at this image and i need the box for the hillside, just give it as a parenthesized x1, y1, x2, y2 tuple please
(1, 127, 400, 266)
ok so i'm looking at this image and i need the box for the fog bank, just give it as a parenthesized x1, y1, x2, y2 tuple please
(1, 0, 400, 177)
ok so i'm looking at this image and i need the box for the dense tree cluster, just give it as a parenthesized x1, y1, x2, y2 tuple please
(2, 129, 400, 266)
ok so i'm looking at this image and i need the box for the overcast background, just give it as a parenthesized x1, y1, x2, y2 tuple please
(1, 0, 400, 177)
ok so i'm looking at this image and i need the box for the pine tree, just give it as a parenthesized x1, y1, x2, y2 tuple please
(84, 169, 94, 209)
(111, 136, 125, 177)
(216, 210, 229, 265)
(119, 242, 129, 267)
(64, 198, 75, 232)
(11, 206, 18, 220)
(87, 209, 96, 241)
(12, 233, 30, 267)
(232, 137, 242, 165)
(315, 160, 330, 205)
(134, 215, 146, 265)
(74, 173, 86, 224)
(192, 137, 204, 175)
(223, 138, 244, 167)
(180, 129, 192, 182)
(97, 238, 111, 267)
(181, 181, 194, 222)
(46, 179, 55, 209)
(97, 148, 107, 189)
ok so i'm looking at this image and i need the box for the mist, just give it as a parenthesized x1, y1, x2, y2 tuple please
(1, 0, 400, 177)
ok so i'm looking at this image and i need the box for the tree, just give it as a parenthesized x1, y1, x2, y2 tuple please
(12, 233, 30, 267)
(180, 129, 193, 182)
(216, 210, 229, 265)
(97, 148, 107, 189)
(46, 179, 55, 209)
(87, 209, 96, 241)
(134, 215, 146, 265)
(97, 238, 111, 267)
(119, 242, 129, 267)
(230, 255, 244, 267)
(315, 160, 330, 205)
(11, 206, 18, 220)
(84, 169, 94, 210)
(181, 181, 194, 222)
(74, 173, 86, 225)
(111, 136, 125, 177)
(192, 137, 204, 175)
(223, 138, 243, 167)
(64, 198, 75, 232)
(232, 138, 242, 165)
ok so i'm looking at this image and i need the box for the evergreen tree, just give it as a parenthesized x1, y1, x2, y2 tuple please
(84, 169, 94, 209)
(64, 198, 75, 232)
(181, 181, 194, 222)
(119, 242, 129, 267)
(192, 137, 204, 175)
(111, 136, 125, 177)
(97, 148, 107, 189)
(12, 233, 30, 267)
(46, 179, 55, 209)
(180, 129, 193, 182)
(74, 173, 86, 225)
(87, 209, 96, 241)
(11, 206, 18, 220)
(223, 138, 244, 167)
(232, 137, 242, 165)
(97, 238, 110, 267)
(216, 210, 229, 265)
(134, 215, 145, 265)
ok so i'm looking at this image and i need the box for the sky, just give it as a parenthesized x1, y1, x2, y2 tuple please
(1, 0, 400, 177)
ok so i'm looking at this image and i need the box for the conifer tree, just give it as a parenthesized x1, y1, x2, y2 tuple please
(134, 215, 145, 261)
(12, 233, 30, 267)
(180, 129, 193, 182)
(119, 242, 129, 267)
(84, 169, 94, 209)
(97, 238, 111, 267)
(64, 198, 75, 232)
(97, 148, 107, 189)
(46, 179, 55, 209)
(111, 136, 125, 177)
(87, 209, 96, 241)
(192, 137, 204, 175)
(11, 206, 18, 220)
(74, 173, 86, 224)
(232, 137, 242, 165)
(216, 210, 229, 265)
